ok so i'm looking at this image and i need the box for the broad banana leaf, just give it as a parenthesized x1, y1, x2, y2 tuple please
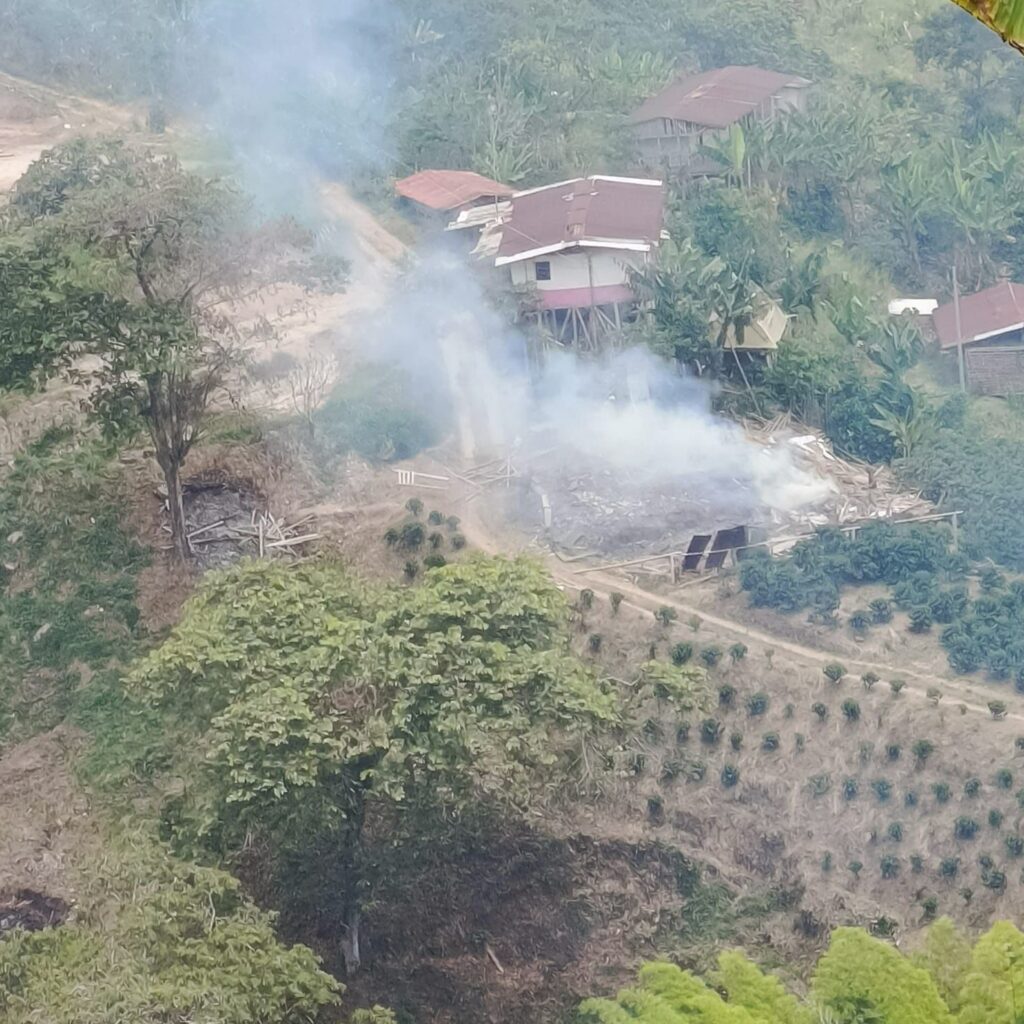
(953, 0, 1024, 52)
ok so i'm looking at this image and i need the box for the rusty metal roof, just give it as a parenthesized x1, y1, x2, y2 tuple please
(933, 281, 1024, 348)
(631, 65, 810, 128)
(495, 175, 665, 266)
(395, 170, 514, 211)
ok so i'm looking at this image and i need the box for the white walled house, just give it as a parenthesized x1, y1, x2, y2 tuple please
(493, 176, 666, 348)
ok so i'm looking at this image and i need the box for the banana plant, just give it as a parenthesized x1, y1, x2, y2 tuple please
(699, 122, 747, 187)
(953, 0, 1024, 53)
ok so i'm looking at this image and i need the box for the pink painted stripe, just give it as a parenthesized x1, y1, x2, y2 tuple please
(538, 283, 635, 309)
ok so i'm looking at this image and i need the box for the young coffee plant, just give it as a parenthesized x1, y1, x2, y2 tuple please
(654, 605, 677, 628)
(728, 642, 748, 664)
(730, 730, 743, 752)
(861, 671, 880, 691)
(746, 691, 769, 716)
(811, 702, 828, 722)
(841, 699, 861, 722)
(700, 645, 723, 668)
(964, 778, 981, 798)
(671, 642, 694, 666)
(954, 817, 980, 840)
(872, 779, 893, 803)
(823, 661, 846, 685)
(610, 592, 624, 615)
(932, 782, 952, 804)
(720, 764, 740, 788)
(761, 732, 780, 752)
(718, 683, 736, 707)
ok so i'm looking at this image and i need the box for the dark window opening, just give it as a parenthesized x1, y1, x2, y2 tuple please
(535, 260, 551, 281)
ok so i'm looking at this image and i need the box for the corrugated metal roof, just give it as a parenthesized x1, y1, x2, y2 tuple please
(933, 281, 1024, 348)
(495, 176, 665, 265)
(631, 65, 810, 128)
(395, 170, 514, 211)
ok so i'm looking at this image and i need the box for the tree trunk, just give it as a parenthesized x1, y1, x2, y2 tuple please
(162, 457, 190, 562)
(338, 788, 368, 976)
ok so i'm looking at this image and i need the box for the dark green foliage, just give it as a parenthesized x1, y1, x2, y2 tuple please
(823, 661, 846, 684)
(921, 895, 938, 921)
(405, 498, 423, 518)
(954, 817, 980, 840)
(699, 645, 723, 668)
(1006, 836, 1024, 858)
(578, 588, 595, 611)
(700, 718, 723, 745)
(932, 782, 952, 804)
(728, 642, 748, 664)
(428, 531, 445, 550)
(783, 702, 795, 719)
(1015, 736, 1024, 752)
(842, 777, 859, 801)
(821, 852, 833, 872)
(981, 567, 1005, 592)
(671, 642, 694, 666)
(423, 553, 447, 570)
(912, 739, 935, 766)
(654, 606, 678, 627)
(859, 741, 874, 764)
(887, 822, 904, 843)
(989, 701, 1008, 720)
(908, 606, 933, 633)
(718, 683, 736, 707)
(647, 795, 665, 824)
(427, 510, 444, 526)
(403, 560, 419, 580)
(872, 779, 893, 803)
(848, 860, 863, 878)
(660, 758, 683, 785)
(940, 857, 960, 878)
(587, 633, 603, 654)
(450, 533, 467, 550)
(989, 809, 1005, 828)
(812, 702, 829, 722)
(964, 778, 981, 798)
(383, 527, 399, 547)
(880, 855, 900, 879)
(841, 699, 861, 722)
(746, 691, 769, 716)
(910, 853, 924, 874)
(905, 790, 919, 808)
(795, 733, 806, 752)
(890, 679, 906, 695)
(761, 732, 780, 752)
(730, 730, 743, 752)
(676, 724, 690, 745)
(399, 521, 426, 550)
(861, 671, 880, 690)
(995, 768, 1014, 790)
(848, 609, 872, 633)
(886, 743, 902, 761)
(870, 598, 894, 624)
(720, 764, 740, 788)
(610, 592, 624, 615)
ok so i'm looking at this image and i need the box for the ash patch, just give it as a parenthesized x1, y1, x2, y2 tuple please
(182, 481, 262, 570)
(0, 889, 69, 935)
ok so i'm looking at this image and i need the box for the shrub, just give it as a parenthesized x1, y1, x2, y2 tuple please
(981, 567, 1005, 591)
(700, 719, 723, 745)
(849, 609, 872, 634)
(861, 671, 880, 691)
(427, 510, 444, 526)
(629, 753, 647, 776)
(841, 699, 861, 722)
(870, 598, 894, 623)
(795, 733, 806, 752)
(676, 724, 690, 745)
(989, 809, 1005, 828)
(579, 588, 595, 611)
(1017, 789, 1024, 809)
(859, 741, 874, 764)
(823, 661, 846, 684)
(996, 768, 1014, 790)
(761, 732, 780, 752)
(849, 860, 863, 878)
(821, 852, 833, 872)
(964, 778, 981, 798)
(842, 777, 859, 800)
(610, 592, 624, 615)
(428, 531, 445, 550)
(647, 796, 664, 824)
(939, 857, 959, 878)
(954, 817, 980, 840)
(642, 719, 662, 741)
(912, 739, 935, 766)
(399, 521, 426, 549)
(686, 759, 707, 781)
(383, 527, 400, 547)
(445, 515, 460, 531)
(654, 606, 677, 627)
(587, 633, 603, 654)
(450, 532, 467, 551)
(1015, 736, 1024, 752)
(921, 895, 938, 921)
(932, 782, 952, 804)
(1007, 836, 1024, 858)
(784, 702, 795, 719)
(910, 853, 924, 874)
(660, 759, 683, 784)
(983, 868, 1007, 891)
(905, 790, 919, 808)
(671, 642, 694, 666)
(687, 614, 702, 633)
(423, 554, 447, 569)
(729, 730, 743, 751)
(700, 645, 723, 668)
(890, 678, 906, 695)
(721, 764, 740, 788)
(403, 560, 419, 580)
(728, 642, 748, 664)
(989, 701, 1008, 720)
(746, 691, 769, 716)
(872, 779, 893, 803)
(887, 822, 904, 843)
(405, 498, 423, 518)
(886, 743, 901, 761)
(960, 888, 974, 905)
(926, 687, 942, 705)
(811, 702, 828, 722)
(718, 683, 736, 707)
(809, 773, 832, 796)
(880, 855, 900, 879)
(909, 606, 933, 633)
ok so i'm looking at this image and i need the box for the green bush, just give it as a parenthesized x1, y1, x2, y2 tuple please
(912, 739, 935, 766)
(849, 609, 872, 633)
(671, 642, 694, 666)
(886, 743, 901, 761)
(700, 719, 723, 745)
(730, 730, 743, 751)
(954, 817, 980, 840)
(720, 764, 740, 788)
(842, 777, 858, 800)
(654, 606, 678, 627)
(908, 605, 933, 633)
(870, 598, 894, 624)
(761, 732, 780, 752)
(718, 683, 736, 707)
(989, 809, 1005, 828)
(887, 822, 904, 843)
(823, 661, 846, 684)
(995, 768, 1014, 789)
(871, 779, 893, 803)
(862, 671, 880, 690)
(812, 702, 828, 721)
(880, 855, 900, 879)
(932, 782, 951, 804)
(890, 679, 906, 695)
(700, 645, 723, 668)
(905, 790, 919, 808)
(964, 778, 981, 798)
(610, 592, 624, 615)
(841, 699, 861, 722)
(746, 691, 769, 716)
(728, 642, 748, 664)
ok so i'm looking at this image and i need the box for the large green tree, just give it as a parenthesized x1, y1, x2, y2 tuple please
(130, 555, 625, 974)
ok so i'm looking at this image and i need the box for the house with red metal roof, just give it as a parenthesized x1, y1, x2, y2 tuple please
(492, 175, 666, 348)
(933, 281, 1024, 395)
(394, 169, 513, 218)
(631, 65, 811, 174)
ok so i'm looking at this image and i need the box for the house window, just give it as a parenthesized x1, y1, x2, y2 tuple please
(535, 260, 552, 282)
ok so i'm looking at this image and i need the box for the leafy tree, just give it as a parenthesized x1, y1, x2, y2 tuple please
(728, 642, 748, 665)
(891, 679, 907, 696)
(989, 700, 1008, 720)
(842, 777, 859, 800)
(913, 917, 972, 1011)
(989, 809, 1005, 828)
(862, 671, 880, 690)
(870, 598, 894, 624)
(813, 928, 953, 1024)
(957, 922, 1024, 1024)
(130, 556, 617, 974)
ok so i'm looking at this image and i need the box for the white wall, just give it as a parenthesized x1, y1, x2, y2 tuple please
(509, 250, 647, 291)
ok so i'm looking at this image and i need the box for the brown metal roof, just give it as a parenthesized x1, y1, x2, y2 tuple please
(495, 176, 665, 265)
(631, 65, 810, 128)
(933, 281, 1024, 348)
(395, 170, 514, 212)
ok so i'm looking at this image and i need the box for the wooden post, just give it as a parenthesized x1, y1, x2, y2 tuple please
(953, 266, 967, 393)
(951, 511, 960, 552)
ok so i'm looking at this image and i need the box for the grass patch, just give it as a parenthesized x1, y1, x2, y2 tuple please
(0, 427, 148, 746)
